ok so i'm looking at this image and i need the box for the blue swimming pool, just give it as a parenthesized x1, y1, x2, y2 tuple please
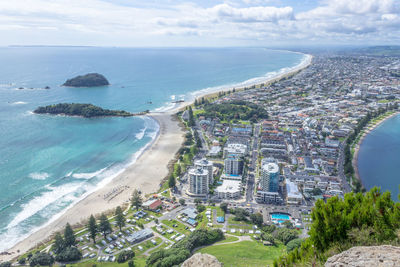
(271, 213, 290, 220)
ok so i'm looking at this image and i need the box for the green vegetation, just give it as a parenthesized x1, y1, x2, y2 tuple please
(115, 206, 126, 231)
(131, 189, 143, 210)
(63, 73, 109, 87)
(147, 229, 224, 267)
(200, 100, 268, 123)
(199, 241, 286, 267)
(99, 213, 112, 238)
(34, 103, 133, 118)
(276, 187, 400, 266)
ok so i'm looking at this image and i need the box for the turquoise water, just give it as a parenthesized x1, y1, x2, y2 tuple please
(271, 213, 290, 221)
(0, 47, 305, 251)
(357, 114, 400, 201)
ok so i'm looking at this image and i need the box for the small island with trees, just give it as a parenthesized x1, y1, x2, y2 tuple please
(34, 103, 134, 118)
(63, 73, 110, 87)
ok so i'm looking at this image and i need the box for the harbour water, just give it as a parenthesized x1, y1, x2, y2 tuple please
(0, 47, 305, 251)
(357, 114, 400, 200)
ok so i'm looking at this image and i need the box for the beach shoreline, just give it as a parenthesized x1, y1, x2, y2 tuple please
(0, 52, 313, 262)
(352, 111, 400, 183)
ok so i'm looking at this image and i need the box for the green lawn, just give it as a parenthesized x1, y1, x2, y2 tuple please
(161, 219, 191, 235)
(199, 241, 286, 267)
(214, 235, 239, 244)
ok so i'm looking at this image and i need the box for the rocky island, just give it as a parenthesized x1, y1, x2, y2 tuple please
(63, 73, 109, 87)
(34, 103, 133, 118)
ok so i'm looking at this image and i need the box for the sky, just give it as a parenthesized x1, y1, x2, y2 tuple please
(0, 0, 399, 47)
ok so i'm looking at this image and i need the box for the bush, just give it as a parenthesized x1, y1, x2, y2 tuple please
(286, 238, 303, 252)
(29, 252, 54, 266)
(55, 247, 82, 262)
(196, 204, 206, 213)
(18, 257, 26, 265)
(0, 262, 11, 267)
(117, 250, 135, 263)
(128, 260, 135, 267)
(273, 228, 298, 245)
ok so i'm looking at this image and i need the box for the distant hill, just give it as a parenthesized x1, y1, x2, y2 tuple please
(357, 46, 400, 56)
(34, 103, 132, 118)
(63, 73, 109, 87)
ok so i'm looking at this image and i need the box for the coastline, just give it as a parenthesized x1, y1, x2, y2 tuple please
(0, 51, 313, 261)
(352, 111, 400, 183)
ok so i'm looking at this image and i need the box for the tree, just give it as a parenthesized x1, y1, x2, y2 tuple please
(128, 260, 135, 267)
(115, 206, 126, 231)
(53, 232, 65, 254)
(188, 106, 195, 127)
(261, 232, 275, 246)
(64, 223, 75, 247)
(99, 214, 112, 238)
(0, 262, 11, 267)
(131, 189, 142, 210)
(286, 238, 303, 252)
(88, 215, 98, 244)
(55, 247, 82, 262)
(179, 198, 186, 206)
(194, 198, 202, 206)
(29, 252, 54, 267)
(220, 203, 228, 213)
(168, 174, 176, 188)
(250, 213, 264, 226)
(117, 250, 135, 263)
(273, 228, 298, 245)
(176, 164, 181, 176)
(196, 204, 206, 213)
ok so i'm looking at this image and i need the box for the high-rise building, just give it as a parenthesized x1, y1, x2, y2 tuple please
(224, 155, 243, 175)
(194, 158, 214, 185)
(187, 168, 209, 196)
(260, 162, 280, 192)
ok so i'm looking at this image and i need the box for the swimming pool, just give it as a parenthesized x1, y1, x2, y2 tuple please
(271, 213, 290, 221)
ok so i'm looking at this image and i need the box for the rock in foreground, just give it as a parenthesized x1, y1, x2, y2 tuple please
(34, 103, 132, 118)
(181, 253, 222, 267)
(63, 73, 109, 87)
(325, 245, 400, 267)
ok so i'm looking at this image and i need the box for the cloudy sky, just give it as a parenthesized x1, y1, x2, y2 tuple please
(1, 0, 399, 46)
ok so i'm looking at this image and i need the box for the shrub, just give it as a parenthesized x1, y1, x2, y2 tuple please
(286, 238, 303, 252)
(29, 252, 54, 266)
(117, 250, 135, 263)
(55, 247, 82, 262)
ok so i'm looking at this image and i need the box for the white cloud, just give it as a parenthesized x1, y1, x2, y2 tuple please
(210, 4, 293, 22)
(0, 0, 398, 46)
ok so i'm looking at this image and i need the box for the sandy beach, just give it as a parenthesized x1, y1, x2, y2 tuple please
(0, 112, 184, 261)
(352, 111, 400, 182)
(0, 53, 313, 261)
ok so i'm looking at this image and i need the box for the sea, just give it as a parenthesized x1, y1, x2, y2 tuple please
(0, 47, 306, 251)
(357, 114, 400, 201)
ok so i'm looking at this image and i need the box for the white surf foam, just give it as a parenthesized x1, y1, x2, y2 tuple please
(29, 172, 50, 180)
(11, 101, 28, 105)
(0, 116, 161, 253)
(72, 167, 107, 179)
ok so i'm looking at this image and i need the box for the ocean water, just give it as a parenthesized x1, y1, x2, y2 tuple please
(357, 114, 400, 201)
(0, 47, 305, 251)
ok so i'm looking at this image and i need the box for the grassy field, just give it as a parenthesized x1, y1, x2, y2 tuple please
(214, 235, 239, 244)
(161, 219, 191, 236)
(199, 241, 286, 267)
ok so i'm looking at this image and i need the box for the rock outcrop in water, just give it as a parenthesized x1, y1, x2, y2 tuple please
(34, 103, 133, 118)
(63, 73, 109, 87)
(325, 245, 400, 267)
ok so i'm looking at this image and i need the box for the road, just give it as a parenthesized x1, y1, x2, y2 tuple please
(337, 140, 352, 193)
(245, 123, 260, 203)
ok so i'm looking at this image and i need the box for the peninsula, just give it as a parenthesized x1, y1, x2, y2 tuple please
(63, 73, 109, 87)
(33, 103, 133, 118)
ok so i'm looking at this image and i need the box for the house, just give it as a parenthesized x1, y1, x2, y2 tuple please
(142, 199, 162, 211)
